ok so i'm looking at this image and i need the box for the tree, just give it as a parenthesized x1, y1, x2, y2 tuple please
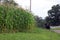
(34, 16, 45, 28)
(0, 0, 18, 6)
(46, 4, 60, 26)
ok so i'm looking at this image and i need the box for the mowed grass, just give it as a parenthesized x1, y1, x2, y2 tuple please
(0, 28, 60, 40)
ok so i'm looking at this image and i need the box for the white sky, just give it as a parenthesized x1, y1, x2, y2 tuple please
(14, 0, 60, 19)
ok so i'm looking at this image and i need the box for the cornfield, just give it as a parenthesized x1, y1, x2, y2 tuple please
(0, 5, 35, 33)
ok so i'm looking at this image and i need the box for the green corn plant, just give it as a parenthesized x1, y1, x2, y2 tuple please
(0, 5, 36, 33)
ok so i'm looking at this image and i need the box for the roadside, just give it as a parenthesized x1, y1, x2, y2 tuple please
(53, 30, 60, 33)
(50, 26, 60, 33)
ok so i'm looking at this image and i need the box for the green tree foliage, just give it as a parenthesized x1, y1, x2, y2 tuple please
(46, 4, 60, 26)
(0, 5, 35, 33)
(34, 16, 45, 28)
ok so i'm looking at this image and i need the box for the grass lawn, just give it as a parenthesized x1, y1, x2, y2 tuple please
(0, 28, 60, 40)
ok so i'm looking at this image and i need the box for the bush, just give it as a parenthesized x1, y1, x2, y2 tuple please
(0, 5, 35, 33)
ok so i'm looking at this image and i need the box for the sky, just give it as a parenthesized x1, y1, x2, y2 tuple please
(14, 0, 60, 19)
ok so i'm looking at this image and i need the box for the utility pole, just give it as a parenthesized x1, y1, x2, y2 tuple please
(30, 0, 31, 12)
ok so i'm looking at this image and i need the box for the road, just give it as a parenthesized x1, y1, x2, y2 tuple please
(53, 30, 60, 33)
(50, 26, 60, 33)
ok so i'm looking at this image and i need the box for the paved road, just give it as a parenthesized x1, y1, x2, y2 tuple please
(53, 30, 60, 33)
(50, 26, 60, 29)
(50, 26, 60, 33)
